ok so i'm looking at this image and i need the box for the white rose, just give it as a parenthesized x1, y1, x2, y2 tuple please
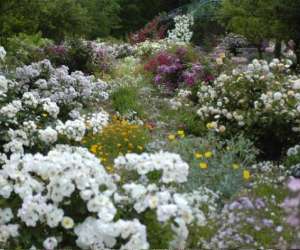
(0, 46, 6, 61)
(43, 237, 58, 250)
(61, 216, 74, 229)
(219, 125, 226, 133)
(0, 75, 8, 93)
(293, 79, 300, 90)
(273, 92, 282, 101)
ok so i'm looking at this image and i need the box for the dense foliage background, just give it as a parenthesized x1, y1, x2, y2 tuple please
(0, 0, 192, 43)
(1, 0, 300, 56)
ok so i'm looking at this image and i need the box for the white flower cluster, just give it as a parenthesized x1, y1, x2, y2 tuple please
(167, 14, 194, 44)
(84, 110, 109, 134)
(55, 111, 109, 141)
(250, 161, 287, 187)
(0, 144, 217, 249)
(74, 217, 149, 250)
(120, 184, 218, 225)
(0, 100, 22, 119)
(135, 40, 169, 57)
(0, 208, 19, 244)
(0, 46, 6, 61)
(0, 75, 8, 96)
(168, 89, 192, 110)
(196, 58, 300, 133)
(15, 59, 109, 106)
(0, 59, 110, 155)
(109, 56, 144, 91)
(39, 127, 58, 144)
(43, 98, 60, 118)
(114, 151, 189, 183)
(56, 118, 86, 142)
(114, 152, 221, 248)
(89, 40, 135, 59)
(116, 182, 219, 248)
(43, 237, 58, 250)
(0, 97, 109, 154)
(0, 146, 129, 248)
(287, 144, 300, 156)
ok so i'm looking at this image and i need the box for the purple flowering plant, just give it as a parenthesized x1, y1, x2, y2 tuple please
(144, 46, 214, 92)
(203, 183, 294, 250)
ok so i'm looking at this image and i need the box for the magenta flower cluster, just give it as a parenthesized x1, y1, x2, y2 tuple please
(145, 47, 210, 90)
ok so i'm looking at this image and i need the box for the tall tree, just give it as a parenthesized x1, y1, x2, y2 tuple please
(79, 0, 121, 39)
(0, 0, 91, 43)
(0, 0, 41, 43)
(38, 0, 91, 42)
(218, 0, 288, 56)
(113, 0, 192, 37)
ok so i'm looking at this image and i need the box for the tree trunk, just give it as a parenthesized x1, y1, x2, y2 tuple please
(257, 44, 263, 59)
(275, 40, 281, 59)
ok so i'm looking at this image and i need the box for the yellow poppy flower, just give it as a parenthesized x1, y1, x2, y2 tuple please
(90, 145, 98, 154)
(177, 130, 185, 138)
(204, 151, 213, 158)
(199, 162, 208, 169)
(243, 170, 251, 180)
(232, 164, 240, 170)
(168, 134, 176, 141)
(194, 152, 203, 159)
(206, 123, 213, 129)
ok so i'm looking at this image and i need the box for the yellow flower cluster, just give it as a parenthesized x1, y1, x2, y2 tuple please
(194, 150, 213, 170)
(82, 117, 149, 172)
(168, 130, 185, 141)
(193, 150, 251, 180)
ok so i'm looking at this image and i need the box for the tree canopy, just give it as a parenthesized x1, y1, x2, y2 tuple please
(0, 0, 192, 42)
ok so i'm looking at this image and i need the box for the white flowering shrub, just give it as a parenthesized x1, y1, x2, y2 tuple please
(114, 152, 219, 248)
(167, 14, 194, 44)
(196, 58, 300, 158)
(0, 46, 6, 62)
(0, 59, 109, 156)
(135, 40, 169, 58)
(284, 144, 300, 178)
(109, 56, 144, 92)
(15, 59, 109, 107)
(0, 146, 219, 249)
(168, 89, 193, 110)
(0, 146, 116, 249)
(90, 40, 135, 59)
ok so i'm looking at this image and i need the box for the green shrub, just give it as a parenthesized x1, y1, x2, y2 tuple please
(5, 33, 52, 66)
(165, 134, 258, 198)
(111, 86, 144, 117)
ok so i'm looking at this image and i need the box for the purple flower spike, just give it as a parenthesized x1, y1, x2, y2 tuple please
(239, 197, 254, 209)
(154, 74, 163, 84)
(287, 213, 300, 227)
(255, 198, 266, 209)
(262, 219, 273, 227)
(288, 178, 300, 192)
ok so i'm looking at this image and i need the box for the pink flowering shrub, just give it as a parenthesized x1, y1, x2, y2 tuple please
(144, 46, 214, 91)
(129, 15, 167, 44)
